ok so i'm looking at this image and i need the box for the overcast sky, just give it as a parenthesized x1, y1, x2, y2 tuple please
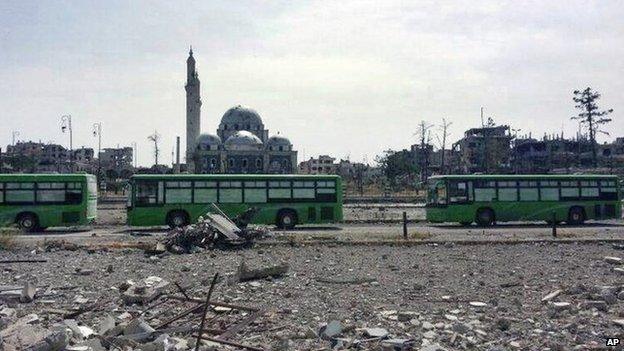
(1, 0, 622, 166)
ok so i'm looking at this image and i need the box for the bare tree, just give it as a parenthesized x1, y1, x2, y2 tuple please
(147, 130, 161, 166)
(571, 87, 614, 167)
(414, 120, 434, 182)
(435, 118, 452, 174)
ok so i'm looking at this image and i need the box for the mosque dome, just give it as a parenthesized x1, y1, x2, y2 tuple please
(219, 105, 264, 132)
(224, 131, 264, 151)
(266, 135, 292, 151)
(196, 133, 221, 151)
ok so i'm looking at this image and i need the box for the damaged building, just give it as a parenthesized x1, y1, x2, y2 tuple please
(454, 125, 513, 174)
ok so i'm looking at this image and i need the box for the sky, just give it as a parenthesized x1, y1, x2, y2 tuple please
(0, 0, 622, 167)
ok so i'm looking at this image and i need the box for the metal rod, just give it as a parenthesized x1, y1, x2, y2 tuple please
(195, 273, 219, 351)
(552, 212, 557, 238)
(167, 295, 260, 312)
(402, 211, 408, 239)
(174, 282, 191, 300)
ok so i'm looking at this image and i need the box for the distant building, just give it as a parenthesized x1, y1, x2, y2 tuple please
(454, 125, 512, 173)
(512, 135, 624, 173)
(4, 141, 95, 173)
(298, 155, 337, 174)
(100, 147, 134, 179)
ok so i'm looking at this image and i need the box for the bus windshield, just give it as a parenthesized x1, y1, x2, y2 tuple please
(427, 179, 447, 205)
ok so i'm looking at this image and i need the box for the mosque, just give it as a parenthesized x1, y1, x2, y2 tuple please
(184, 48, 297, 174)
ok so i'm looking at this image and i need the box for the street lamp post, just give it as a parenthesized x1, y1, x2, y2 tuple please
(93, 122, 102, 186)
(61, 115, 73, 172)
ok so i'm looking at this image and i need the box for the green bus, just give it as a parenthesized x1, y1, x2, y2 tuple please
(0, 174, 98, 231)
(126, 174, 343, 229)
(426, 174, 621, 226)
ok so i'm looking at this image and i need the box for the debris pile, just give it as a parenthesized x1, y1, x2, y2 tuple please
(163, 206, 270, 253)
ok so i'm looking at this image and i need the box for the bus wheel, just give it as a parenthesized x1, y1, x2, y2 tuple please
(17, 213, 39, 232)
(277, 210, 297, 230)
(167, 210, 189, 228)
(476, 208, 495, 227)
(567, 207, 585, 225)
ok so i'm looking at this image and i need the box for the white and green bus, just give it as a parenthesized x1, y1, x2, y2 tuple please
(0, 174, 98, 231)
(126, 174, 343, 229)
(426, 174, 621, 226)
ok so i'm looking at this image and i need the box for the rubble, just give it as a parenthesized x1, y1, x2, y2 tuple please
(3, 239, 624, 350)
(162, 206, 270, 253)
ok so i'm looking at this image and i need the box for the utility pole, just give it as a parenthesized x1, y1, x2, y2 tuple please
(147, 130, 161, 166)
(437, 118, 452, 174)
(131, 142, 138, 168)
(61, 115, 73, 172)
(92, 122, 102, 186)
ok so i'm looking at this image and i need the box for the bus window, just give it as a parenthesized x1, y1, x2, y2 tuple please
(165, 181, 192, 204)
(268, 181, 291, 200)
(448, 181, 468, 203)
(219, 181, 242, 203)
(36, 182, 66, 203)
(5, 183, 35, 203)
(244, 181, 267, 203)
(474, 181, 496, 202)
(65, 182, 83, 204)
(194, 181, 217, 203)
(136, 181, 158, 205)
(519, 188, 538, 201)
(497, 181, 517, 202)
(561, 181, 580, 199)
(539, 180, 559, 201)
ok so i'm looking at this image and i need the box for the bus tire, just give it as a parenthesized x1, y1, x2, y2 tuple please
(476, 208, 495, 227)
(167, 210, 189, 228)
(276, 210, 297, 230)
(16, 213, 39, 232)
(567, 207, 585, 225)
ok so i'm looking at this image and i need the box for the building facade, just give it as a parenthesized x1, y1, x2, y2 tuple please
(184, 49, 297, 174)
(298, 155, 337, 174)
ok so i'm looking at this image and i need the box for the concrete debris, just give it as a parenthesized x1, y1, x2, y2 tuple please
(121, 276, 169, 305)
(551, 302, 571, 310)
(362, 327, 388, 338)
(604, 256, 623, 265)
(18, 281, 36, 303)
(319, 320, 342, 340)
(237, 260, 289, 282)
(541, 289, 562, 303)
(468, 301, 487, 307)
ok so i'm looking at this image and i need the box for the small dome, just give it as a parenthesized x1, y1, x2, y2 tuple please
(266, 135, 292, 151)
(220, 105, 263, 130)
(224, 131, 264, 151)
(196, 133, 221, 151)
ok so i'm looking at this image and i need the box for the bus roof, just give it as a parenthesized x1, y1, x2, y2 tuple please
(130, 174, 341, 181)
(428, 174, 619, 181)
(0, 173, 96, 181)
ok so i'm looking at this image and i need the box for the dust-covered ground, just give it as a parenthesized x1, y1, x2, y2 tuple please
(3, 203, 624, 350)
(3, 242, 624, 350)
